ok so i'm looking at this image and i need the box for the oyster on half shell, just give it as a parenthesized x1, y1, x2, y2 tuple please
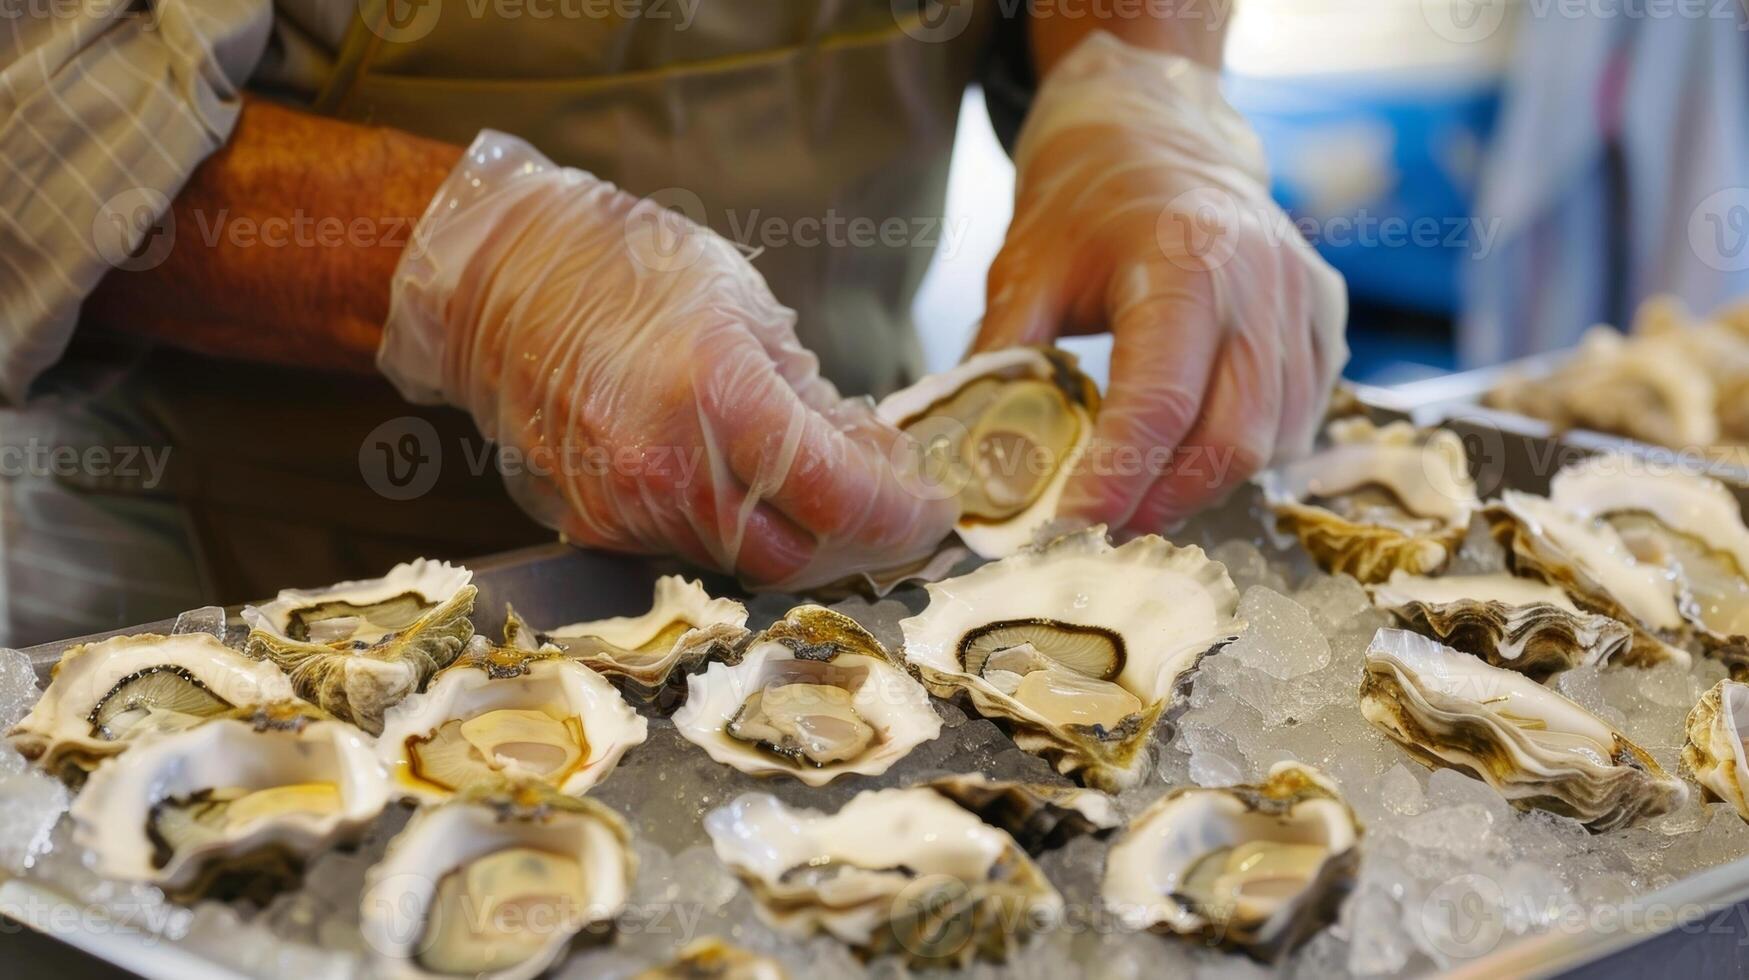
(1368, 570, 1635, 679)
(243, 559, 476, 732)
(1101, 763, 1361, 962)
(923, 774, 1121, 854)
(1360, 629, 1686, 831)
(900, 527, 1242, 791)
(876, 346, 1100, 559)
(9, 632, 296, 774)
(703, 787, 1062, 966)
(672, 605, 940, 786)
(505, 575, 748, 709)
(1258, 419, 1480, 584)
(378, 639, 647, 802)
(70, 703, 390, 900)
(360, 781, 635, 980)
(1682, 679, 1749, 822)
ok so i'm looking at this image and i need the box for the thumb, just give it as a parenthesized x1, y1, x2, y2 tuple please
(971, 244, 1065, 355)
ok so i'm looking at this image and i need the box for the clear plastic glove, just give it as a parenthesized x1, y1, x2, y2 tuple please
(976, 32, 1349, 535)
(379, 132, 957, 587)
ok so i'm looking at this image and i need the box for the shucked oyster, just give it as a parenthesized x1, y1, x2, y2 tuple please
(672, 605, 940, 786)
(1683, 679, 1749, 822)
(378, 639, 647, 802)
(1259, 419, 1480, 583)
(504, 576, 748, 709)
(900, 527, 1242, 791)
(244, 560, 476, 732)
(703, 787, 1062, 966)
(70, 703, 390, 900)
(634, 938, 786, 980)
(9, 632, 296, 773)
(360, 781, 635, 980)
(1368, 570, 1635, 679)
(1484, 490, 1692, 668)
(1360, 629, 1686, 831)
(923, 773, 1121, 854)
(1101, 763, 1361, 962)
(877, 346, 1100, 558)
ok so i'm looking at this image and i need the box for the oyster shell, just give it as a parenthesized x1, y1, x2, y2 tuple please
(1100, 762, 1360, 961)
(1258, 419, 1480, 583)
(1484, 490, 1692, 667)
(504, 576, 749, 709)
(1360, 629, 1686, 831)
(9, 632, 296, 773)
(378, 639, 647, 802)
(360, 781, 635, 980)
(923, 774, 1121, 854)
(876, 346, 1100, 558)
(899, 527, 1242, 791)
(1368, 570, 1635, 679)
(632, 938, 787, 980)
(1682, 679, 1749, 821)
(672, 605, 940, 786)
(243, 559, 477, 733)
(703, 787, 1062, 966)
(69, 703, 389, 900)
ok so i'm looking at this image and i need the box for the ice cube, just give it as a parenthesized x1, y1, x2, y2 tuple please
(0, 647, 40, 728)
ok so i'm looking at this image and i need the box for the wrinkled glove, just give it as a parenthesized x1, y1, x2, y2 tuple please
(977, 32, 1349, 534)
(379, 131, 957, 587)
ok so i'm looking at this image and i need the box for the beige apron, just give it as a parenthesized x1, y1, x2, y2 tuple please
(71, 1, 993, 626)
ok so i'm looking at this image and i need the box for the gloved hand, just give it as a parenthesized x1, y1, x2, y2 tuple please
(977, 32, 1349, 535)
(379, 132, 957, 587)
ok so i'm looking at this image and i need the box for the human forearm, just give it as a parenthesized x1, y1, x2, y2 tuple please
(82, 97, 462, 373)
(1027, 2, 1228, 75)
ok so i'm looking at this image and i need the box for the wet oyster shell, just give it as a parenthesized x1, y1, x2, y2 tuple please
(900, 527, 1242, 791)
(1360, 629, 1686, 832)
(1682, 679, 1749, 822)
(1258, 419, 1479, 584)
(360, 781, 635, 980)
(703, 787, 1062, 967)
(1101, 762, 1360, 962)
(243, 560, 476, 733)
(922, 774, 1120, 854)
(1368, 571, 1635, 679)
(632, 938, 787, 980)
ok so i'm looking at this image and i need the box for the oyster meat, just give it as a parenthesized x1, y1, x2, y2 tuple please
(361, 781, 635, 980)
(505, 576, 749, 709)
(703, 787, 1062, 966)
(243, 559, 476, 732)
(900, 527, 1242, 791)
(672, 605, 939, 786)
(1258, 419, 1480, 583)
(1100, 763, 1361, 961)
(632, 939, 786, 980)
(9, 632, 296, 773)
(1368, 570, 1635, 678)
(69, 703, 389, 899)
(1683, 679, 1749, 822)
(378, 639, 647, 802)
(1360, 629, 1686, 831)
(876, 346, 1100, 558)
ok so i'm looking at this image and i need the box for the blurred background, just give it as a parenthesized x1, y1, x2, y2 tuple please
(915, 0, 1749, 387)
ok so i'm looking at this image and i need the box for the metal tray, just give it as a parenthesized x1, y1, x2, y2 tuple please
(8, 390, 1749, 979)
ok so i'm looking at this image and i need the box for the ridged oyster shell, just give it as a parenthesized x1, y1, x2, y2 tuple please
(504, 576, 748, 710)
(243, 560, 476, 732)
(360, 781, 635, 980)
(1682, 679, 1749, 822)
(922, 773, 1121, 854)
(1258, 419, 1479, 583)
(1360, 629, 1686, 831)
(876, 346, 1100, 559)
(900, 527, 1242, 791)
(1100, 762, 1360, 962)
(69, 703, 390, 900)
(9, 631, 296, 773)
(703, 787, 1062, 966)
(672, 605, 940, 786)
(1368, 570, 1635, 679)
(377, 639, 647, 802)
